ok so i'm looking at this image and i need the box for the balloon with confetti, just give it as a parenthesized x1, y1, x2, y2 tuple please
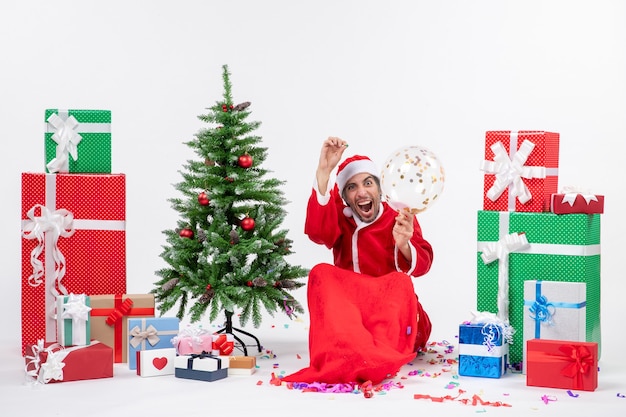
(380, 145, 445, 214)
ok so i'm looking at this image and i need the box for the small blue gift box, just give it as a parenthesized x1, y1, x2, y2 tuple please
(174, 353, 228, 382)
(458, 322, 509, 378)
(127, 317, 179, 370)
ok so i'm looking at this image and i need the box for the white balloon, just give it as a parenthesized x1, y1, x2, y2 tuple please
(380, 145, 445, 214)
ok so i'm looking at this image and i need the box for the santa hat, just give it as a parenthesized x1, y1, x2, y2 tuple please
(335, 155, 379, 192)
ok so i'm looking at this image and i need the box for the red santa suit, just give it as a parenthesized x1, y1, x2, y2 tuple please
(282, 172, 434, 385)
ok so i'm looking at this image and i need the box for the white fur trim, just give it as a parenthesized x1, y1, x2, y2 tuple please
(336, 159, 379, 192)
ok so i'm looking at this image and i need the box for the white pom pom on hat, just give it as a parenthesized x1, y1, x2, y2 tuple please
(335, 155, 380, 192)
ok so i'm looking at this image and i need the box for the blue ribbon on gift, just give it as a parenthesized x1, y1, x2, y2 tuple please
(524, 281, 586, 338)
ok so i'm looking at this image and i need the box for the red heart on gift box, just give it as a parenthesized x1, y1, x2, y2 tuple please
(152, 357, 168, 370)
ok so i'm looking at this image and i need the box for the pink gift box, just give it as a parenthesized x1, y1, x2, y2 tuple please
(172, 329, 213, 355)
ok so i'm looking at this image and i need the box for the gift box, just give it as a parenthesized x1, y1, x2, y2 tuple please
(458, 321, 509, 378)
(90, 294, 155, 363)
(136, 348, 176, 377)
(44, 109, 112, 174)
(24, 340, 113, 384)
(174, 353, 228, 382)
(212, 333, 234, 355)
(127, 317, 180, 370)
(522, 280, 586, 373)
(56, 293, 91, 347)
(551, 190, 604, 215)
(480, 131, 559, 212)
(526, 339, 598, 391)
(20, 173, 126, 355)
(228, 356, 256, 376)
(171, 325, 213, 355)
(476, 210, 601, 365)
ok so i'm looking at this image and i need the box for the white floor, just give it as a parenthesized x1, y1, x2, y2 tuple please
(2, 315, 625, 417)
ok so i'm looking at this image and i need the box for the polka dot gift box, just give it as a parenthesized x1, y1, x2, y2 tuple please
(476, 210, 601, 366)
(480, 131, 559, 213)
(44, 109, 112, 174)
(20, 173, 126, 355)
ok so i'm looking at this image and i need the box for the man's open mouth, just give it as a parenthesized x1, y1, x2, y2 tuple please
(357, 201, 373, 213)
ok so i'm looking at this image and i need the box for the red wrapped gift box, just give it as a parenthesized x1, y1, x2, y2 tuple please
(526, 339, 598, 391)
(20, 173, 126, 355)
(551, 193, 604, 214)
(24, 340, 113, 383)
(481, 131, 559, 212)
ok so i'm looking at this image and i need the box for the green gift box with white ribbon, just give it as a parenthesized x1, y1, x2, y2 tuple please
(476, 210, 601, 365)
(44, 109, 112, 173)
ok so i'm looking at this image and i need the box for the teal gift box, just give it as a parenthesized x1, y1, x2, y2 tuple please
(56, 293, 91, 347)
(44, 109, 112, 173)
(458, 322, 508, 378)
(476, 210, 601, 365)
(127, 317, 179, 370)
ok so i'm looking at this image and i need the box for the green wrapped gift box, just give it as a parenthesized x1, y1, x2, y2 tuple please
(476, 210, 600, 365)
(44, 109, 112, 173)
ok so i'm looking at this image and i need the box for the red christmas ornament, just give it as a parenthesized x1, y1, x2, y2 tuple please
(179, 228, 194, 239)
(222, 104, 228, 112)
(225, 176, 234, 183)
(238, 153, 253, 168)
(205, 284, 212, 291)
(246, 281, 253, 287)
(198, 191, 210, 206)
(240, 216, 255, 231)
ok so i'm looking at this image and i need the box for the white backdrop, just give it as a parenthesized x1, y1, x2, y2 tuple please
(1, 0, 625, 356)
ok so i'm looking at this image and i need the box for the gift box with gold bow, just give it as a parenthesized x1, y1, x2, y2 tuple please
(480, 131, 559, 213)
(127, 317, 179, 370)
(44, 109, 112, 174)
(90, 294, 155, 363)
(526, 339, 598, 391)
(24, 340, 113, 384)
(20, 173, 126, 355)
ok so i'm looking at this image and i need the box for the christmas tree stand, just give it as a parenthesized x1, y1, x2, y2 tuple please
(215, 310, 262, 356)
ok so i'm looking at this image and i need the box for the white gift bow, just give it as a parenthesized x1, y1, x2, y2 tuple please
(560, 185, 599, 206)
(480, 232, 530, 322)
(46, 113, 82, 173)
(480, 139, 546, 204)
(24, 340, 65, 384)
(129, 324, 160, 348)
(21, 204, 75, 294)
(468, 310, 516, 347)
(61, 293, 91, 345)
(171, 326, 211, 349)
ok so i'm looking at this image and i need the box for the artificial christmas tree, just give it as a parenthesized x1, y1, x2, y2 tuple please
(152, 65, 307, 353)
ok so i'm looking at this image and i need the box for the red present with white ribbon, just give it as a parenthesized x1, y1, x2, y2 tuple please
(480, 131, 559, 212)
(551, 186, 604, 214)
(20, 173, 126, 355)
(24, 340, 113, 384)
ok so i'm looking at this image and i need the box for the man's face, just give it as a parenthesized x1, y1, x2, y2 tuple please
(342, 173, 381, 223)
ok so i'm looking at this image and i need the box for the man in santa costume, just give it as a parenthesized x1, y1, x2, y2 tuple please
(282, 137, 434, 385)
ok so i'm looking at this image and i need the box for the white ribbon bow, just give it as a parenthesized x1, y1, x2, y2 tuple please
(560, 185, 598, 206)
(480, 232, 530, 322)
(468, 311, 516, 346)
(481, 139, 546, 204)
(129, 325, 160, 348)
(46, 113, 82, 173)
(172, 326, 211, 349)
(21, 204, 75, 293)
(24, 340, 65, 384)
(61, 293, 91, 345)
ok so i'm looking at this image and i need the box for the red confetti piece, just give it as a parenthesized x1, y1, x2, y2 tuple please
(296, 354, 301, 359)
